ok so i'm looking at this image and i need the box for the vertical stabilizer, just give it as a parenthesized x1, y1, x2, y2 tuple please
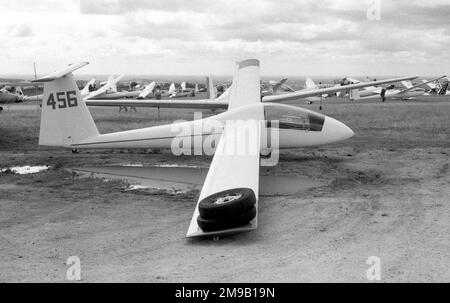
(34, 62, 99, 147)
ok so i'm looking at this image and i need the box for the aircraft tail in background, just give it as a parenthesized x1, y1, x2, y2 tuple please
(138, 81, 156, 99)
(168, 83, 176, 95)
(401, 80, 413, 89)
(270, 78, 288, 93)
(305, 78, 317, 90)
(80, 78, 96, 95)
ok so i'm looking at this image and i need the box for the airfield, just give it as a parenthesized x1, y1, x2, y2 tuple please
(1, 94, 449, 282)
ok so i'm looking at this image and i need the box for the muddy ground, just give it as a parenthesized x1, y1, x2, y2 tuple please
(0, 97, 449, 282)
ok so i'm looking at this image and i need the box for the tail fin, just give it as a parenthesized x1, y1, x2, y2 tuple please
(15, 86, 24, 96)
(305, 78, 316, 89)
(34, 62, 99, 147)
(80, 78, 96, 95)
(216, 85, 231, 102)
(401, 80, 413, 89)
(206, 76, 216, 99)
(138, 81, 156, 99)
(106, 75, 118, 92)
(181, 81, 187, 91)
(168, 83, 176, 96)
(271, 78, 288, 93)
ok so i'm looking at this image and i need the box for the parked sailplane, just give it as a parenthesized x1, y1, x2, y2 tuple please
(34, 60, 420, 238)
(420, 78, 449, 95)
(86, 73, 418, 110)
(0, 78, 42, 105)
(351, 76, 446, 101)
(261, 78, 294, 97)
(0, 86, 25, 110)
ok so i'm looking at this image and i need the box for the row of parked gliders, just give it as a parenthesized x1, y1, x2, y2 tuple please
(197, 188, 257, 231)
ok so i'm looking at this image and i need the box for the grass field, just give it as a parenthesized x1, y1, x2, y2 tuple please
(1, 96, 449, 282)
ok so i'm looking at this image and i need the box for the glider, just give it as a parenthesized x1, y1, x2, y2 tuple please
(86, 73, 419, 110)
(354, 76, 446, 101)
(36, 59, 356, 238)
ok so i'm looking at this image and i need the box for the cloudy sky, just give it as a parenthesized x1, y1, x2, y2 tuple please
(0, 0, 449, 76)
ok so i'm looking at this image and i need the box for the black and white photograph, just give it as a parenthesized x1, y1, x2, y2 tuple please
(0, 0, 449, 288)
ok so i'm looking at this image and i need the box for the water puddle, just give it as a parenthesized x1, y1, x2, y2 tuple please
(67, 166, 327, 195)
(1, 165, 50, 175)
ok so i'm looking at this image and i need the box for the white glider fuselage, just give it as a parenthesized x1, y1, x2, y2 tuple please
(66, 102, 353, 151)
(382, 89, 425, 100)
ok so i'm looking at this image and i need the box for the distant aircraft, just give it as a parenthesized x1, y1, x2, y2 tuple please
(0, 86, 24, 110)
(137, 81, 157, 99)
(86, 73, 418, 110)
(353, 76, 446, 101)
(437, 78, 449, 95)
(0, 78, 42, 103)
(35, 59, 356, 238)
(169, 82, 195, 98)
(80, 78, 97, 95)
(261, 78, 294, 97)
(344, 77, 381, 98)
(420, 78, 449, 95)
(84, 75, 132, 100)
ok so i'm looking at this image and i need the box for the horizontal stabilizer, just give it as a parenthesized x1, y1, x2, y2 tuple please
(33, 62, 89, 82)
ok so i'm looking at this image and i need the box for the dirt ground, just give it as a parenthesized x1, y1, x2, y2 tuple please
(0, 97, 449, 282)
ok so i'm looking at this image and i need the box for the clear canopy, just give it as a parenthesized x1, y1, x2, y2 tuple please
(264, 103, 325, 131)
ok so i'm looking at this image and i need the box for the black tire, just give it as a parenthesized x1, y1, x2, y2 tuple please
(198, 188, 256, 220)
(197, 206, 257, 232)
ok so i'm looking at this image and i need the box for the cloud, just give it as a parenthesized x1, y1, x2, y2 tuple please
(0, 0, 449, 76)
(8, 24, 34, 37)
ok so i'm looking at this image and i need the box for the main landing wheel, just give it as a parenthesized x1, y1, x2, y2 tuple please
(197, 207, 257, 232)
(198, 188, 256, 219)
(197, 188, 257, 232)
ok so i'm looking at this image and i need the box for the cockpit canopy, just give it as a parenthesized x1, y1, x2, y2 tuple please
(264, 103, 325, 131)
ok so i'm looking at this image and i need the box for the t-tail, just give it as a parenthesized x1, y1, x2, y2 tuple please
(168, 83, 176, 95)
(33, 62, 100, 147)
(305, 78, 317, 90)
(271, 78, 289, 93)
(80, 78, 96, 95)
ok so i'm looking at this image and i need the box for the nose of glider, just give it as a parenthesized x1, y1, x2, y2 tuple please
(322, 116, 354, 142)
